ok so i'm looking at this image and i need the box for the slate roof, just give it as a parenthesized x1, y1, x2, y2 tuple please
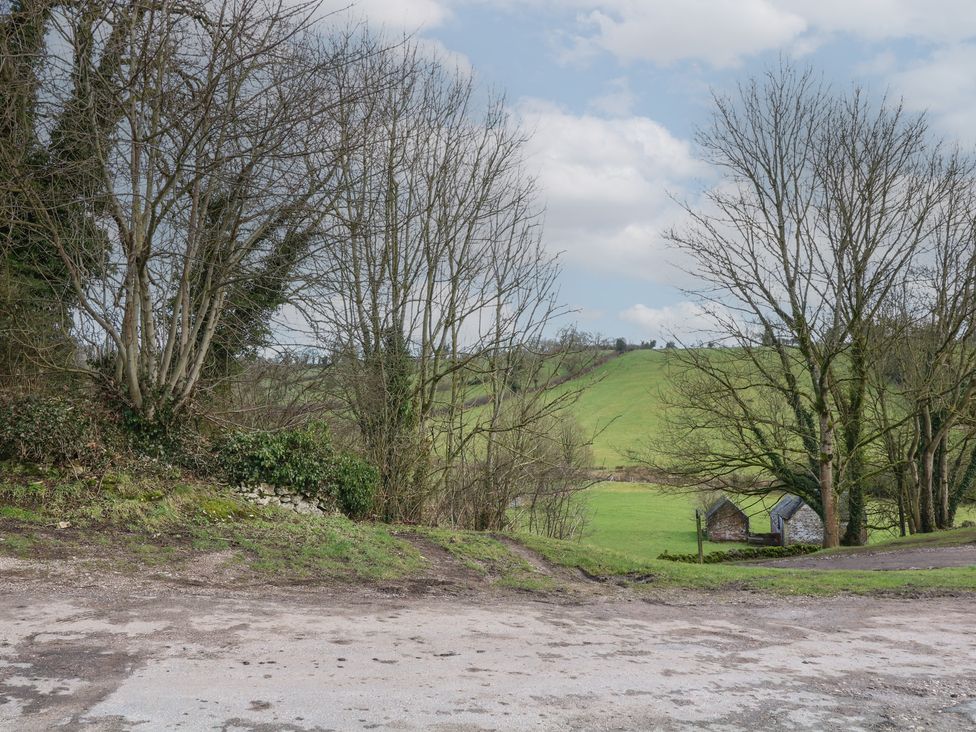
(705, 496, 747, 522)
(770, 495, 806, 521)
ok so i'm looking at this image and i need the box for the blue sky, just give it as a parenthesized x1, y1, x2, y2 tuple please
(322, 0, 976, 343)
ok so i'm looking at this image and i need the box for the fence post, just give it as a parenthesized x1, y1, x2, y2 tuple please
(695, 510, 704, 564)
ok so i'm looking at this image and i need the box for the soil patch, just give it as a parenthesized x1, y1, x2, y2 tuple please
(395, 532, 487, 591)
(751, 543, 976, 570)
(495, 534, 604, 586)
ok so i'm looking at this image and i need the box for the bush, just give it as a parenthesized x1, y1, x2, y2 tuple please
(0, 395, 111, 467)
(119, 405, 217, 475)
(216, 423, 378, 518)
(0, 392, 222, 476)
(217, 423, 333, 495)
(329, 453, 378, 520)
(658, 543, 820, 564)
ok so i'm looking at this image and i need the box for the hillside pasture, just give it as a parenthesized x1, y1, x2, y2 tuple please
(558, 349, 676, 466)
(580, 481, 976, 561)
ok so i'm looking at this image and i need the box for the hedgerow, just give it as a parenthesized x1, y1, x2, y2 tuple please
(658, 543, 820, 564)
(215, 423, 378, 518)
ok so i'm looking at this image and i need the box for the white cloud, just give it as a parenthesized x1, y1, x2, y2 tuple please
(588, 76, 636, 116)
(565, 0, 806, 68)
(619, 301, 727, 342)
(414, 37, 474, 77)
(490, 0, 976, 69)
(782, 0, 976, 44)
(316, 0, 452, 31)
(311, 1, 472, 76)
(886, 43, 976, 145)
(519, 99, 706, 282)
(312, 1, 976, 75)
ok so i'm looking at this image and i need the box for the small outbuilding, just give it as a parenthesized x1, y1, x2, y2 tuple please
(770, 495, 823, 546)
(705, 497, 749, 542)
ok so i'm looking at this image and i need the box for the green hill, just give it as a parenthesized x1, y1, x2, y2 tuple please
(561, 349, 679, 467)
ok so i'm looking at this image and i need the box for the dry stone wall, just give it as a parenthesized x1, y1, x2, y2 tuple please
(233, 483, 334, 516)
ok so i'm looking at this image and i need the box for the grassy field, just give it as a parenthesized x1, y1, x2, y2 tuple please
(559, 349, 675, 466)
(582, 482, 749, 557)
(579, 481, 976, 560)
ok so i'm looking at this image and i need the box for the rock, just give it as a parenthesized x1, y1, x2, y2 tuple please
(57, 521, 71, 530)
(946, 700, 976, 724)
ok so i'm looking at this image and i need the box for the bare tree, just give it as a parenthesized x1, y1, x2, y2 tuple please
(2, 0, 359, 425)
(657, 62, 965, 546)
(880, 180, 976, 531)
(302, 42, 578, 524)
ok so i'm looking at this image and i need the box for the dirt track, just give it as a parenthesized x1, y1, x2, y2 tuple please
(754, 542, 976, 570)
(1, 556, 975, 731)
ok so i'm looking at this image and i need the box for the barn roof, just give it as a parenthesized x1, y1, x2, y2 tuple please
(705, 496, 747, 521)
(770, 495, 806, 520)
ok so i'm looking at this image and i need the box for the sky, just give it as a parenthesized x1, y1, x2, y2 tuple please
(319, 0, 976, 344)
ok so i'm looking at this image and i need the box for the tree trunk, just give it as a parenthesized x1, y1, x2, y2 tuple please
(919, 446, 937, 533)
(841, 346, 867, 545)
(896, 471, 907, 537)
(819, 414, 840, 548)
(916, 404, 937, 533)
(948, 444, 976, 527)
(842, 469, 866, 545)
(937, 437, 950, 529)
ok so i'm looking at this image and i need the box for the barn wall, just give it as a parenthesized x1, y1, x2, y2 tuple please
(784, 504, 823, 545)
(707, 505, 749, 542)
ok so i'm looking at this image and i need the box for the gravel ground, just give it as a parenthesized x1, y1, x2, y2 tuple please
(752, 542, 976, 570)
(1, 555, 975, 731)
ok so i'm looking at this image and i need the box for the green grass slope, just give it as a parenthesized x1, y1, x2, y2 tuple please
(516, 528, 976, 596)
(0, 465, 973, 597)
(560, 349, 677, 466)
(583, 482, 749, 557)
(580, 482, 976, 560)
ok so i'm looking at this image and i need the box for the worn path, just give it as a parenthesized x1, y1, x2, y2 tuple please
(753, 542, 976, 570)
(1, 559, 974, 730)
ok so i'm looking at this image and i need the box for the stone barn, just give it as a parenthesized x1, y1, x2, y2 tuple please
(705, 497, 749, 542)
(770, 496, 823, 545)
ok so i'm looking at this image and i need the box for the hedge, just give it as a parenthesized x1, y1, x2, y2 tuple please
(658, 543, 821, 564)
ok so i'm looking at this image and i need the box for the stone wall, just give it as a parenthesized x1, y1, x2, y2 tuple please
(707, 503, 749, 542)
(233, 483, 333, 516)
(784, 503, 824, 545)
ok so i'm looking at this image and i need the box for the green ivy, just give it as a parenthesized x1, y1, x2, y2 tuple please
(328, 453, 378, 519)
(0, 395, 108, 466)
(216, 423, 378, 519)
(658, 543, 821, 564)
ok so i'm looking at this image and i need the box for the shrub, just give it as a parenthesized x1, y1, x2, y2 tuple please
(119, 405, 217, 475)
(329, 453, 378, 519)
(658, 543, 820, 564)
(0, 395, 111, 467)
(0, 393, 220, 476)
(217, 423, 333, 496)
(216, 423, 378, 518)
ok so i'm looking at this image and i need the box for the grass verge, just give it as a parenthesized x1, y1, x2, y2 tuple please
(515, 530, 976, 596)
(411, 527, 557, 591)
(0, 463, 424, 582)
(1, 462, 974, 597)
